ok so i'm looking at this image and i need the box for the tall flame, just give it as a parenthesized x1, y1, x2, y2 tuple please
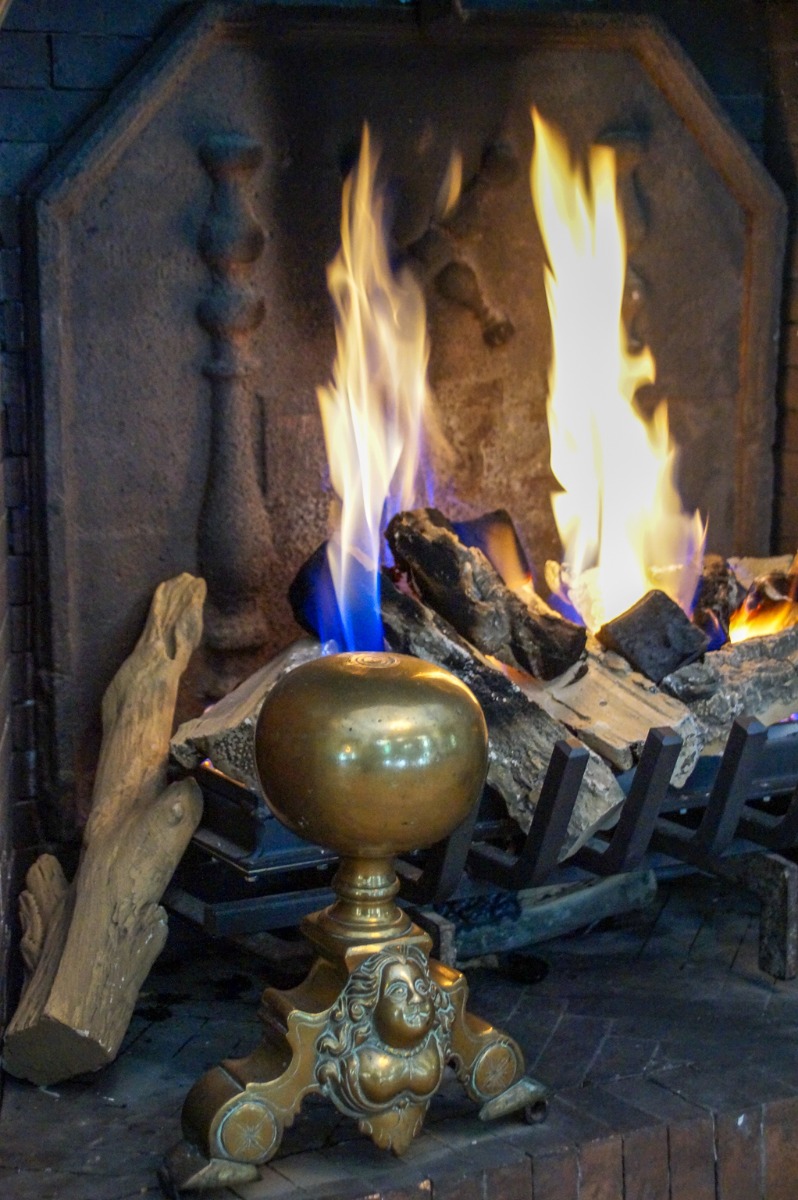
(530, 109, 705, 632)
(317, 124, 430, 651)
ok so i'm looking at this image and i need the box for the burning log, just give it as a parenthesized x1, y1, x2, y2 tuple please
(596, 589, 709, 684)
(728, 559, 798, 643)
(3, 574, 205, 1085)
(662, 624, 798, 752)
(377, 574, 623, 852)
(728, 554, 796, 592)
(386, 508, 586, 680)
(692, 553, 747, 644)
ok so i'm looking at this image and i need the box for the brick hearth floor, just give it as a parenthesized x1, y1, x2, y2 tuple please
(2, 871, 798, 1199)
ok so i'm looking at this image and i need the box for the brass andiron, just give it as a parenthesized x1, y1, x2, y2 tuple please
(163, 652, 547, 1192)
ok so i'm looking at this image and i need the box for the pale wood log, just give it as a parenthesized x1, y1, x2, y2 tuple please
(521, 641, 703, 784)
(4, 574, 206, 1085)
(18, 854, 68, 977)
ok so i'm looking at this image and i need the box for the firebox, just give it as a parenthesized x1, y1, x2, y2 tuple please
(25, 2, 784, 836)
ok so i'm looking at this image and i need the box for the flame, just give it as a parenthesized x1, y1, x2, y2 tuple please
(317, 124, 430, 651)
(530, 109, 705, 632)
(729, 576, 798, 643)
(729, 601, 798, 643)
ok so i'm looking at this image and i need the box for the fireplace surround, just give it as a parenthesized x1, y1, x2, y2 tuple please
(17, 1, 785, 843)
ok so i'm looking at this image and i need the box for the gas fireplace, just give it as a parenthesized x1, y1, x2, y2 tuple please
(27, 3, 784, 841)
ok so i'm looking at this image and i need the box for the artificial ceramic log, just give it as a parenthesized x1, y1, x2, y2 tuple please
(378, 574, 624, 855)
(596, 589, 709, 684)
(521, 640, 703, 784)
(386, 508, 586, 680)
(692, 553, 747, 643)
(662, 624, 798, 752)
(727, 553, 796, 593)
(3, 573, 206, 1085)
(729, 565, 798, 637)
(170, 636, 331, 791)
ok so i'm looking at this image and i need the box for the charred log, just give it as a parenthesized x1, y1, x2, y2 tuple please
(692, 553, 746, 644)
(596, 589, 709, 684)
(386, 508, 586, 680)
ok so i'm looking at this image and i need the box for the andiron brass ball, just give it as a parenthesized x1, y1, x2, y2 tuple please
(254, 650, 489, 858)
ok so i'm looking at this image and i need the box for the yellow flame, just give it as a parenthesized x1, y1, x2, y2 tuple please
(317, 124, 429, 648)
(729, 595, 798, 643)
(530, 109, 705, 631)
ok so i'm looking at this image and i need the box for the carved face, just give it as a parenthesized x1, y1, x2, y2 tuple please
(373, 959, 435, 1051)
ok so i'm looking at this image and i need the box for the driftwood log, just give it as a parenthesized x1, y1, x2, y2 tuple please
(386, 508, 586, 680)
(3, 574, 206, 1085)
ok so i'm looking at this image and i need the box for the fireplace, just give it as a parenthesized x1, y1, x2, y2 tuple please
(14, 2, 785, 849)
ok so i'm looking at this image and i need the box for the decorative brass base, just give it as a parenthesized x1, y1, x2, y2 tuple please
(162, 856, 547, 1191)
(163, 656, 548, 1191)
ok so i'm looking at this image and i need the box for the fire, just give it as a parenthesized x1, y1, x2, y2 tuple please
(317, 124, 430, 650)
(530, 109, 705, 632)
(729, 573, 798, 643)
(730, 600, 798, 643)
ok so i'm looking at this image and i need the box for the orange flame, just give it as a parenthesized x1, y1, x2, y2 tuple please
(729, 601, 798, 643)
(317, 124, 430, 649)
(729, 574, 798, 643)
(530, 109, 705, 631)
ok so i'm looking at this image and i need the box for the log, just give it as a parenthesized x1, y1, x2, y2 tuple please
(443, 869, 657, 960)
(4, 574, 206, 1085)
(662, 624, 798, 752)
(378, 574, 623, 854)
(520, 640, 703, 784)
(170, 637, 330, 792)
(728, 566, 798, 639)
(386, 508, 586, 680)
(728, 553, 796, 592)
(692, 553, 746, 644)
(596, 589, 709, 684)
(453, 508, 532, 593)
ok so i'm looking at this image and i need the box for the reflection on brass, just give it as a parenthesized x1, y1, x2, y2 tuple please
(163, 653, 547, 1190)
